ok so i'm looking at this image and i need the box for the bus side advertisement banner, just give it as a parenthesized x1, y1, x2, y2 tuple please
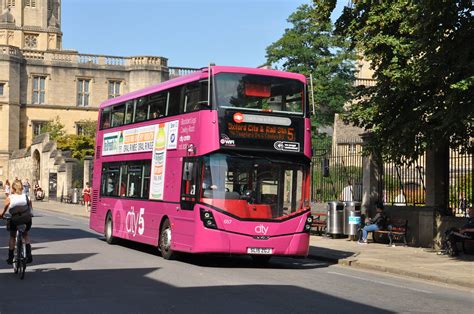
(102, 122, 180, 157)
(101, 121, 179, 201)
(150, 123, 167, 200)
(102, 125, 156, 156)
(219, 111, 304, 153)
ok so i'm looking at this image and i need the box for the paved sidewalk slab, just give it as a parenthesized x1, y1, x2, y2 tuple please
(309, 236, 474, 290)
(32, 199, 89, 218)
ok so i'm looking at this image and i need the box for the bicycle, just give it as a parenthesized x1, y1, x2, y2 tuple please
(3, 213, 27, 280)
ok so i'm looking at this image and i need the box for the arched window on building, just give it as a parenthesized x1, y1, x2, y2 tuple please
(7, 0, 15, 8)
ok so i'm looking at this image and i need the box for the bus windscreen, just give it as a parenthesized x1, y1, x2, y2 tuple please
(200, 153, 308, 220)
(215, 73, 304, 114)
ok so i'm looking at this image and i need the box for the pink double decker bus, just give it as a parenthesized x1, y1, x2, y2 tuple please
(90, 66, 313, 263)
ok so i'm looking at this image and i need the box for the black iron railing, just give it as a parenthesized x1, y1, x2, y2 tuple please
(379, 156, 426, 206)
(311, 140, 363, 203)
(449, 148, 473, 216)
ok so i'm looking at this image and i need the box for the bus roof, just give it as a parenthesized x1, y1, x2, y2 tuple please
(99, 66, 307, 110)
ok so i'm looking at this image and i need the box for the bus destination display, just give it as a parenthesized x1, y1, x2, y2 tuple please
(219, 111, 303, 153)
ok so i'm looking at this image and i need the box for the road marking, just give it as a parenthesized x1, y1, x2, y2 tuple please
(56, 216, 76, 223)
(328, 271, 432, 294)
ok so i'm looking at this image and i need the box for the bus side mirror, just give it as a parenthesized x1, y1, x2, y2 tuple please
(322, 158, 330, 177)
(183, 162, 194, 181)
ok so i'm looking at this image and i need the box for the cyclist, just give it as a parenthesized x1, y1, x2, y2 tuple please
(1, 180, 33, 264)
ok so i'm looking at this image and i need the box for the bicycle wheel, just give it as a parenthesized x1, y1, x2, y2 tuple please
(19, 242, 26, 280)
(19, 258, 26, 280)
(13, 251, 19, 274)
(13, 237, 20, 274)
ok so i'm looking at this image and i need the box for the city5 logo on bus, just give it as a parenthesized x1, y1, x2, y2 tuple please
(125, 207, 145, 237)
(233, 112, 244, 123)
(255, 224, 269, 235)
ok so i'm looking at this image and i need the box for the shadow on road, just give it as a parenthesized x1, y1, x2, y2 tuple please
(0, 267, 393, 313)
(1, 219, 347, 270)
(31, 226, 98, 243)
(309, 245, 356, 263)
(104, 238, 332, 270)
(0, 252, 96, 270)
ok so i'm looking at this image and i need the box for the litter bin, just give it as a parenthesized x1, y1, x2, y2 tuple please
(326, 201, 344, 235)
(72, 188, 79, 204)
(343, 201, 361, 236)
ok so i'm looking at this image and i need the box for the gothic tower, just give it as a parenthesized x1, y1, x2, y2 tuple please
(0, 0, 62, 50)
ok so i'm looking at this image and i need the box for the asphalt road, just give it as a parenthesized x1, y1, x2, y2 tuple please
(0, 209, 473, 314)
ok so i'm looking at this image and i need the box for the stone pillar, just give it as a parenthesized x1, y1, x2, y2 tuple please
(57, 160, 74, 200)
(83, 156, 93, 186)
(425, 144, 449, 212)
(65, 160, 75, 194)
(361, 133, 382, 217)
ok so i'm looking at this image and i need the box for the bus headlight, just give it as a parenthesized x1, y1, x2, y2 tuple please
(303, 215, 313, 233)
(200, 209, 217, 229)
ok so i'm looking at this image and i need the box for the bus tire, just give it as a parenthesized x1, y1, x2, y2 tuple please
(159, 219, 176, 260)
(105, 213, 117, 245)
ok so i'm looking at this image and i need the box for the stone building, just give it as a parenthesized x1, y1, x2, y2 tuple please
(0, 0, 193, 195)
(332, 58, 375, 151)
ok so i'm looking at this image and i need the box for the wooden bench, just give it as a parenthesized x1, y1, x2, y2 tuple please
(373, 218, 408, 246)
(311, 213, 327, 235)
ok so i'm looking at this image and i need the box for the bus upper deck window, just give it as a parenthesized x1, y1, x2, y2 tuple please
(111, 104, 125, 127)
(148, 92, 167, 119)
(101, 108, 111, 129)
(134, 97, 147, 122)
(124, 101, 134, 125)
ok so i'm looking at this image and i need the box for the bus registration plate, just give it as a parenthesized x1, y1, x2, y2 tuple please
(247, 248, 273, 255)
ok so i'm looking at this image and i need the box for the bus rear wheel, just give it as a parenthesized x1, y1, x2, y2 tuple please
(159, 219, 176, 260)
(105, 213, 117, 245)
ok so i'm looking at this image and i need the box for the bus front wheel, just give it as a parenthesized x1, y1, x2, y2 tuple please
(159, 219, 176, 260)
(105, 213, 117, 245)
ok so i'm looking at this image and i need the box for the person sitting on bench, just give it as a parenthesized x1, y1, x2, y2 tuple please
(444, 207, 474, 256)
(359, 202, 387, 244)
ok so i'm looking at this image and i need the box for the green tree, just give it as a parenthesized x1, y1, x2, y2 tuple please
(336, 1, 473, 163)
(76, 119, 97, 138)
(266, 0, 355, 133)
(41, 117, 95, 160)
(57, 135, 95, 160)
(41, 116, 66, 141)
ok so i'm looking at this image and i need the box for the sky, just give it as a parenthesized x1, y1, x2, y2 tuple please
(62, 0, 345, 69)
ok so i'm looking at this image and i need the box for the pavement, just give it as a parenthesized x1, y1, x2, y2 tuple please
(28, 198, 474, 290)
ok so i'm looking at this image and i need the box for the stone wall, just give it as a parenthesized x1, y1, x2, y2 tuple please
(7, 133, 83, 200)
(8, 148, 33, 181)
(433, 215, 469, 250)
(384, 206, 435, 248)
